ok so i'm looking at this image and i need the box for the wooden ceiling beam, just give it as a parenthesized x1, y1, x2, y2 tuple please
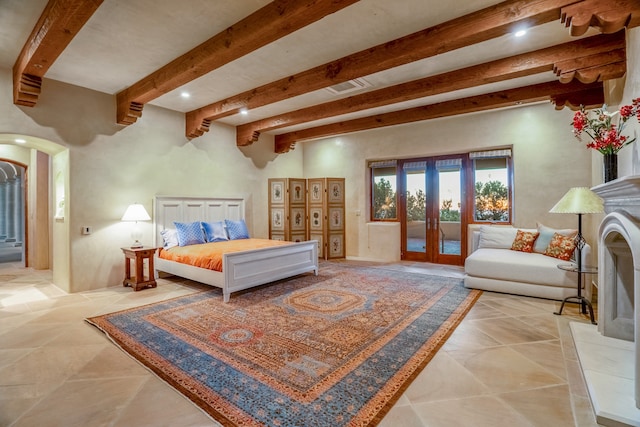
(186, 0, 583, 139)
(553, 48, 626, 82)
(561, 0, 640, 36)
(273, 81, 604, 153)
(551, 86, 606, 110)
(238, 32, 624, 146)
(12, 0, 103, 107)
(116, 0, 359, 125)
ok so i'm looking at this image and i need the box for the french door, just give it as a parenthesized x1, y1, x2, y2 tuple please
(399, 156, 465, 265)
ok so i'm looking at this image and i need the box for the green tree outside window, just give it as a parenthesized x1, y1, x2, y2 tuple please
(373, 178, 396, 219)
(439, 198, 460, 221)
(474, 180, 509, 221)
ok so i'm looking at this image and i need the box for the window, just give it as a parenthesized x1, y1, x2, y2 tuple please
(370, 149, 513, 224)
(470, 149, 512, 223)
(370, 160, 397, 220)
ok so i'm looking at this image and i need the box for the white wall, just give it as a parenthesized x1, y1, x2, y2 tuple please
(52, 150, 69, 290)
(584, 28, 640, 267)
(302, 103, 594, 260)
(618, 27, 640, 177)
(0, 67, 303, 292)
(0, 144, 30, 164)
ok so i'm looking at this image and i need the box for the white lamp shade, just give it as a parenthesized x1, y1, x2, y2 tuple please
(549, 187, 604, 214)
(121, 203, 151, 221)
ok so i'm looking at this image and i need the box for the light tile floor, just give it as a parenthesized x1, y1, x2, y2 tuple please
(0, 260, 602, 426)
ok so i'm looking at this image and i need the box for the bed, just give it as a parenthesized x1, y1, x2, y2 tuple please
(152, 196, 319, 302)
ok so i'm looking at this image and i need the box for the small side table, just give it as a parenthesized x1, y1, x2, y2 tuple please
(121, 247, 158, 291)
(554, 263, 598, 325)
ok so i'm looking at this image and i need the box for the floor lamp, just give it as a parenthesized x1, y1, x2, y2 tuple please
(549, 187, 603, 324)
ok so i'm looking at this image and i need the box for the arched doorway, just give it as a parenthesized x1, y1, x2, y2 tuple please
(1, 134, 69, 281)
(0, 160, 25, 264)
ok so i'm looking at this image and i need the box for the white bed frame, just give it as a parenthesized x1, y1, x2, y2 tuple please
(152, 196, 318, 302)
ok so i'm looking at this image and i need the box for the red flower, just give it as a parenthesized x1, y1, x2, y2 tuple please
(620, 105, 633, 118)
(572, 111, 587, 132)
(571, 98, 640, 154)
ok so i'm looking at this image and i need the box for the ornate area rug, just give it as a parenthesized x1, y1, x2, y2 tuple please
(87, 262, 480, 426)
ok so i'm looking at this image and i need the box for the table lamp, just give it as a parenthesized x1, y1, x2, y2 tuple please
(121, 203, 151, 248)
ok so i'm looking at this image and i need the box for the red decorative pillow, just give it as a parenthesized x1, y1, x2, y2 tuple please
(544, 232, 577, 260)
(511, 229, 539, 253)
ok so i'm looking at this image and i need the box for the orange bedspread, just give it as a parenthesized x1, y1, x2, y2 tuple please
(158, 239, 292, 272)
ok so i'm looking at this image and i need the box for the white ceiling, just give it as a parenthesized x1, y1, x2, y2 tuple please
(0, 0, 597, 135)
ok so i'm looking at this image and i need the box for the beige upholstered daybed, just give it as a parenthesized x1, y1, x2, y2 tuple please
(464, 224, 591, 301)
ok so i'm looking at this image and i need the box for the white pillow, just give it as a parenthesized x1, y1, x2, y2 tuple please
(160, 228, 179, 250)
(478, 226, 518, 249)
(533, 223, 577, 253)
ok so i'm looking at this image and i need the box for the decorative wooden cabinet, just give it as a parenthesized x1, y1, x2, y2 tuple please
(268, 178, 307, 242)
(308, 178, 345, 259)
(269, 177, 345, 259)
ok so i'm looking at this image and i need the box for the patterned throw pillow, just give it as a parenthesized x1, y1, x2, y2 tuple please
(174, 221, 206, 246)
(225, 219, 250, 240)
(544, 232, 577, 260)
(160, 228, 179, 250)
(201, 221, 229, 242)
(511, 229, 539, 253)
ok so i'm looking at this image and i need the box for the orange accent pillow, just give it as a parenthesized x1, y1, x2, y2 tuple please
(511, 229, 539, 253)
(544, 232, 577, 260)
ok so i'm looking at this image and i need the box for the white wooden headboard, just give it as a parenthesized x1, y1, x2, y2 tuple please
(153, 196, 245, 247)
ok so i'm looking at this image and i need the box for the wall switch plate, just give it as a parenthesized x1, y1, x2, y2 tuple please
(81, 226, 92, 235)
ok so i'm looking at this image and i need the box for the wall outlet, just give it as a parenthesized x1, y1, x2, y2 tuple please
(81, 226, 92, 235)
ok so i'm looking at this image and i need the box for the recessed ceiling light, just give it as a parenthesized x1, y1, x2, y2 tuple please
(514, 30, 527, 37)
(239, 108, 249, 115)
(180, 91, 190, 98)
(15, 138, 26, 144)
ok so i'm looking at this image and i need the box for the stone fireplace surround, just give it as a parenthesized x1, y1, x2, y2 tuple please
(573, 176, 640, 426)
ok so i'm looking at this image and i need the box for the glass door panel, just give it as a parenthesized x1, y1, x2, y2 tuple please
(436, 159, 462, 257)
(404, 165, 427, 257)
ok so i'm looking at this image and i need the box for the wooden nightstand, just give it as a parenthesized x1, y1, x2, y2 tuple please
(121, 247, 159, 291)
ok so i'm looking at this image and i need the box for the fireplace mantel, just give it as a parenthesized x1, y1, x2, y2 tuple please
(592, 175, 640, 215)
(586, 174, 640, 425)
(592, 174, 639, 343)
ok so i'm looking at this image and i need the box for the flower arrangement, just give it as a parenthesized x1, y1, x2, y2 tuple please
(571, 98, 640, 154)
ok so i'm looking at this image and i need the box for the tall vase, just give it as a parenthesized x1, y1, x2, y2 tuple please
(603, 153, 618, 183)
